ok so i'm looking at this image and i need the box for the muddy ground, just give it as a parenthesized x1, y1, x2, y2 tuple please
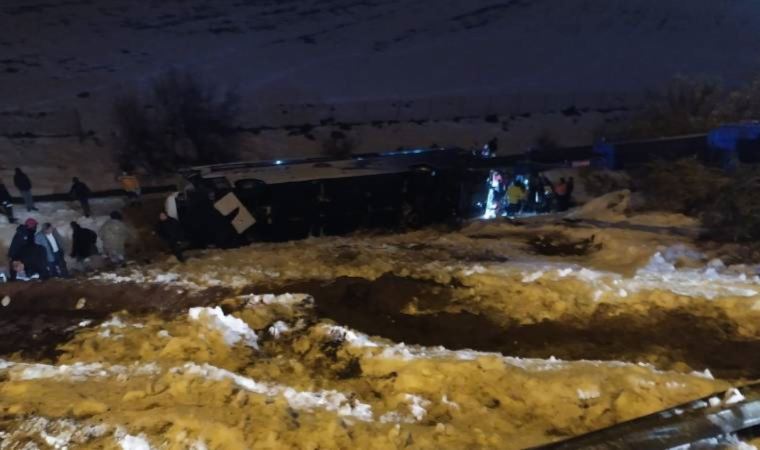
(0, 280, 229, 360)
(4, 272, 760, 379)
(280, 274, 760, 380)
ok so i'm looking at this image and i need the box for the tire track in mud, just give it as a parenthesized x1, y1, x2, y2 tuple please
(278, 274, 760, 379)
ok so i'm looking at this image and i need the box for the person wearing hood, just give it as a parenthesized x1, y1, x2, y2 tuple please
(13, 168, 36, 212)
(7, 225, 29, 281)
(70, 221, 98, 262)
(69, 177, 92, 217)
(99, 211, 135, 265)
(8, 219, 35, 262)
(8, 218, 47, 280)
(0, 181, 16, 224)
(35, 222, 68, 277)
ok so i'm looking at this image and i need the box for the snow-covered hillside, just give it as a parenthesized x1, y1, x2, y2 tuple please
(1, 0, 758, 193)
(2, 0, 760, 131)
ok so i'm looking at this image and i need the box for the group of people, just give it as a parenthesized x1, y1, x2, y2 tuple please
(485, 171, 575, 218)
(0, 169, 143, 224)
(6, 209, 188, 281)
(0, 169, 37, 224)
(0, 171, 93, 223)
(0, 166, 188, 281)
(6, 212, 134, 281)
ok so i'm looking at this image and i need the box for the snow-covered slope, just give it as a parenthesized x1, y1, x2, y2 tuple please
(1, 0, 758, 193)
(1, 0, 759, 131)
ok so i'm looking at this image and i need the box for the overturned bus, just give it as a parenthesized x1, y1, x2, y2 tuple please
(170, 148, 491, 247)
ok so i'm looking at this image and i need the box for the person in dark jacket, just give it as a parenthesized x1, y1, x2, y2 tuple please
(8, 218, 47, 280)
(157, 212, 185, 262)
(8, 222, 33, 262)
(69, 177, 92, 217)
(0, 181, 15, 224)
(35, 223, 68, 278)
(70, 221, 98, 262)
(555, 178, 569, 212)
(487, 137, 499, 157)
(13, 168, 36, 212)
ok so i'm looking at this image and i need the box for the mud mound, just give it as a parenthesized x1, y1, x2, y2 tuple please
(285, 274, 489, 350)
(529, 233, 602, 256)
(283, 274, 760, 379)
(0, 280, 229, 360)
(497, 307, 760, 379)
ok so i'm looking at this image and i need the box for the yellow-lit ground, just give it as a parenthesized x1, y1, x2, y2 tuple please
(2, 213, 759, 449)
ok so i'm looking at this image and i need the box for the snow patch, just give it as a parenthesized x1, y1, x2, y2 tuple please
(117, 433, 152, 450)
(577, 388, 601, 400)
(513, 251, 760, 300)
(724, 388, 746, 405)
(153, 273, 180, 284)
(406, 394, 431, 421)
(0, 360, 160, 381)
(244, 293, 312, 307)
(98, 316, 145, 338)
(442, 395, 460, 410)
(189, 440, 208, 450)
(92, 271, 205, 291)
(100, 316, 127, 329)
(188, 307, 259, 349)
(15, 362, 107, 381)
(176, 363, 373, 422)
(4, 417, 109, 449)
(321, 325, 648, 372)
(379, 394, 431, 424)
(268, 321, 290, 339)
(325, 325, 380, 348)
(521, 271, 544, 283)
(633, 253, 759, 299)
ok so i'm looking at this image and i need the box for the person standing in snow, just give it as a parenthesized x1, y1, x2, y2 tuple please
(117, 171, 141, 206)
(506, 181, 526, 216)
(566, 176, 575, 207)
(70, 221, 98, 262)
(554, 178, 569, 211)
(8, 222, 32, 269)
(13, 168, 37, 212)
(539, 173, 554, 212)
(157, 211, 185, 262)
(35, 223, 68, 278)
(8, 219, 35, 259)
(484, 137, 499, 158)
(525, 174, 542, 213)
(8, 218, 47, 280)
(484, 170, 505, 218)
(99, 211, 135, 265)
(0, 181, 16, 224)
(69, 177, 92, 217)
